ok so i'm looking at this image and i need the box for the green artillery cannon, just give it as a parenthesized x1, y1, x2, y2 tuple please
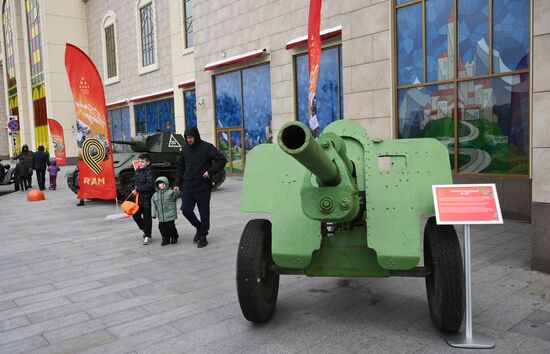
(237, 120, 464, 332)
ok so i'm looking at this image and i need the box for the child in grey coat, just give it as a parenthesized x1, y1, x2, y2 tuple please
(151, 176, 181, 246)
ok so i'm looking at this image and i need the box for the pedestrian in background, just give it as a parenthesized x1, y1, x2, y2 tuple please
(47, 158, 60, 190)
(173, 127, 226, 248)
(132, 153, 156, 245)
(151, 176, 181, 246)
(17, 144, 33, 188)
(32, 145, 50, 190)
(15, 157, 29, 191)
(74, 167, 85, 206)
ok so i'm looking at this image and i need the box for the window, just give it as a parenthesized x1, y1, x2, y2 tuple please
(136, 0, 158, 74)
(134, 98, 175, 135)
(107, 107, 131, 151)
(101, 12, 119, 84)
(214, 64, 272, 175)
(295, 46, 343, 133)
(395, 0, 529, 175)
(184, 89, 197, 128)
(182, 0, 193, 48)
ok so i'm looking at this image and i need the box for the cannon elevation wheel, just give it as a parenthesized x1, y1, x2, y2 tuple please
(424, 216, 464, 332)
(236, 219, 279, 323)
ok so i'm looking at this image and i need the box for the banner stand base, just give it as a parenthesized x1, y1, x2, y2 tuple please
(446, 332, 495, 349)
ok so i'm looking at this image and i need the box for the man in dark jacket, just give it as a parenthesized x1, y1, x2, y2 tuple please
(17, 144, 33, 188)
(174, 127, 226, 248)
(32, 145, 50, 190)
(132, 153, 157, 245)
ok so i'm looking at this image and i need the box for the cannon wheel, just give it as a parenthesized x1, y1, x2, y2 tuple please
(236, 219, 279, 323)
(424, 216, 464, 332)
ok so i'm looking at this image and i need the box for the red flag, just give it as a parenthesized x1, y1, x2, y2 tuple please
(65, 43, 116, 200)
(308, 0, 322, 136)
(47, 118, 67, 165)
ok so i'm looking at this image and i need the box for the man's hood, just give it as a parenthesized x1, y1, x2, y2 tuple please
(154, 176, 170, 191)
(184, 127, 201, 145)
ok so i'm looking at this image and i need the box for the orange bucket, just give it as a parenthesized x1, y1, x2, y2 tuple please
(27, 189, 45, 202)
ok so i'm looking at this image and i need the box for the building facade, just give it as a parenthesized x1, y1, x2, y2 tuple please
(1, 0, 549, 273)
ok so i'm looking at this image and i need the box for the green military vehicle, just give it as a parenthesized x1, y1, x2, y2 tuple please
(237, 120, 464, 332)
(67, 132, 226, 200)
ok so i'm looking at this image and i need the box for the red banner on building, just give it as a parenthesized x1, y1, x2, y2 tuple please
(65, 43, 116, 200)
(308, 0, 322, 137)
(47, 118, 67, 166)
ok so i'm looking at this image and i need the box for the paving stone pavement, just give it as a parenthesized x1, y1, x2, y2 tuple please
(1, 166, 549, 353)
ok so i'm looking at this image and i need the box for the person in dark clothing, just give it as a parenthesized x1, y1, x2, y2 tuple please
(173, 127, 226, 248)
(132, 153, 157, 245)
(17, 144, 33, 188)
(32, 145, 50, 190)
(15, 158, 29, 191)
(74, 167, 85, 206)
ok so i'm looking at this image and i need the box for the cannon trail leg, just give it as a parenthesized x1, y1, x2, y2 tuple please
(236, 219, 279, 323)
(424, 216, 464, 332)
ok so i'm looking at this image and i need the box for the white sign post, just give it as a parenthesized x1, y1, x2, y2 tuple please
(432, 184, 503, 349)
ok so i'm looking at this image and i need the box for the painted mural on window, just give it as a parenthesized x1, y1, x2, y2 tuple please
(243, 65, 272, 152)
(296, 46, 342, 133)
(108, 107, 131, 151)
(395, 0, 529, 175)
(2, 0, 20, 152)
(134, 98, 175, 135)
(214, 64, 272, 175)
(184, 89, 197, 128)
(25, 0, 49, 150)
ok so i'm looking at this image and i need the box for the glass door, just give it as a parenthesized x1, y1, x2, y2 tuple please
(218, 128, 244, 176)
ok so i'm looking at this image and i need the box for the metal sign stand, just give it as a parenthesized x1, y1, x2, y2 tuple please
(446, 224, 495, 349)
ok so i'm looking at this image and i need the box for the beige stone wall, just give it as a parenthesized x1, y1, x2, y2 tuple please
(85, 0, 174, 103)
(169, 0, 195, 135)
(41, 0, 88, 160)
(532, 0, 550, 204)
(193, 0, 392, 145)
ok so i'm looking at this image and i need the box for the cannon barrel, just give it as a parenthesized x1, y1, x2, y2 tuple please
(111, 140, 138, 146)
(278, 121, 340, 187)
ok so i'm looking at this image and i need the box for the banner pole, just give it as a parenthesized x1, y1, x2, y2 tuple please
(446, 224, 494, 349)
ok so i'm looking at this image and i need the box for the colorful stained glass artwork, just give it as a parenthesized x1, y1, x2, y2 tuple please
(398, 84, 455, 168)
(3, 0, 17, 89)
(214, 71, 242, 128)
(426, 0, 455, 82)
(243, 64, 272, 151)
(296, 47, 342, 132)
(493, 0, 529, 73)
(26, 0, 44, 83)
(397, 4, 423, 85)
(184, 89, 197, 128)
(457, 74, 529, 174)
(458, 0, 489, 78)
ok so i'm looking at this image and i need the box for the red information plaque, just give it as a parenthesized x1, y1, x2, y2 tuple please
(432, 184, 503, 225)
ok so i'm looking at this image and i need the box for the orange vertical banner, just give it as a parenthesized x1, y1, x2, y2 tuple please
(47, 118, 67, 165)
(308, 0, 322, 137)
(64, 43, 116, 200)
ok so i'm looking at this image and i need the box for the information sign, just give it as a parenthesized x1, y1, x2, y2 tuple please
(432, 184, 503, 225)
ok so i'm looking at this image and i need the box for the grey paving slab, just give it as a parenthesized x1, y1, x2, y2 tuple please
(1, 169, 549, 353)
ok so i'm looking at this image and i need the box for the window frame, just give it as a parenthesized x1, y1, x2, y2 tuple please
(292, 44, 344, 131)
(134, 97, 175, 135)
(101, 11, 120, 85)
(135, 0, 159, 75)
(212, 62, 273, 175)
(181, 0, 193, 51)
(392, 0, 531, 178)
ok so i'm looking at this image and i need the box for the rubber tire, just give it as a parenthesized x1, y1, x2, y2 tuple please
(211, 169, 226, 191)
(424, 216, 464, 332)
(236, 219, 279, 323)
